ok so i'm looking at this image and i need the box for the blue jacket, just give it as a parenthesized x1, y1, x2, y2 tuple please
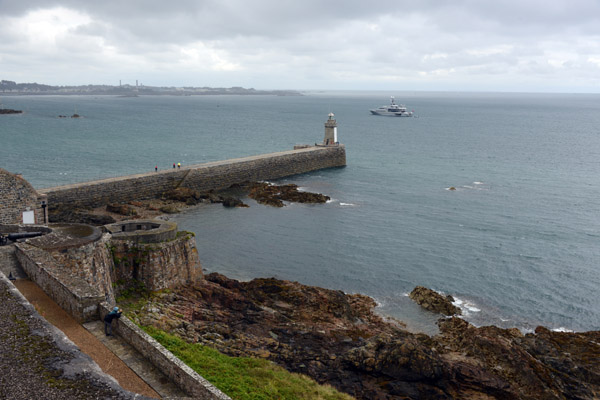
(104, 310, 122, 323)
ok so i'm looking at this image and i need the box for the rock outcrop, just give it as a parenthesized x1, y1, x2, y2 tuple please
(0, 108, 22, 114)
(409, 286, 462, 316)
(125, 278, 600, 399)
(247, 182, 330, 207)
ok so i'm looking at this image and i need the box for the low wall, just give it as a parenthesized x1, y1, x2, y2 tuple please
(100, 303, 231, 400)
(39, 146, 346, 209)
(15, 243, 104, 322)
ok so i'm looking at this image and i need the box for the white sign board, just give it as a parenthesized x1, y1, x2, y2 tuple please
(22, 210, 35, 224)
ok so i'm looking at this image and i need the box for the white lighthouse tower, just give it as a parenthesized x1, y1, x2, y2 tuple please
(323, 112, 338, 146)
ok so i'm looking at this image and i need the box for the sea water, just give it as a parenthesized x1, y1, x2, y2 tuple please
(2, 92, 599, 334)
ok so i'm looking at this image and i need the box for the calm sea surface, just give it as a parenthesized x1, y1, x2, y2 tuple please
(2, 91, 599, 333)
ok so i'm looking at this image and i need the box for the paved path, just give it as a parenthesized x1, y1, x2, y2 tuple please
(13, 279, 163, 398)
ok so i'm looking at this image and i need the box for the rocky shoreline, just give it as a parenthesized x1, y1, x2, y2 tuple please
(47, 182, 600, 399)
(48, 181, 332, 224)
(122, 275, 600, 399)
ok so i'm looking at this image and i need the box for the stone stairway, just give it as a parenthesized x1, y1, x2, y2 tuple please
(83, 320, 188, 399)
(0, 245, 27, 279)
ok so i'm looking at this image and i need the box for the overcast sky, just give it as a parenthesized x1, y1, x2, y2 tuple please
(1, 0, 600, 92)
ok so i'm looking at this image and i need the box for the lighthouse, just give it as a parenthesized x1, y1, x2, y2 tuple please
(323, 113, 338, 146)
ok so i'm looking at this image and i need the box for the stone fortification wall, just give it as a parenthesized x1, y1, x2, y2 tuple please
(105, 220, 178, 244)
(0, 168, 46, 224)
(99, 303, 231, 399)
(15, 243, 105, 322)
(39, 146, 346, 209)
(111, 233, 202, 292)
(49, 233, 117, 305)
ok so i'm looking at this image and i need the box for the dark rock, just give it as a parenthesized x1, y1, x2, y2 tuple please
(49, 206, 115, 225)
(247, 182, 330, 207)
(127, 278, 600, 400)
(221, 196, 248, 208)
(409, 286, 462, 316)
(0, 108, 23, 114)
(163, 187, 201, 203)
(106, 203, 137, 216)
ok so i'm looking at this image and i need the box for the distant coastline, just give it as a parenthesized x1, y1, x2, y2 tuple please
(0, 79, 301, 96)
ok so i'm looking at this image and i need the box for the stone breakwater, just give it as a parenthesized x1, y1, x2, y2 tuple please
(39, 146, 346, 210)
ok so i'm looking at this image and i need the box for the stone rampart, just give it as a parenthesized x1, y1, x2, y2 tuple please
(15, 243, 105, 322)
(39, 146, 346, 209)
(111, 232, 201, 292)
(99, 303, 231, 399)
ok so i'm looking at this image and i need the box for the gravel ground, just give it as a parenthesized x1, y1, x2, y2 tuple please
(0, 274, 149, 399)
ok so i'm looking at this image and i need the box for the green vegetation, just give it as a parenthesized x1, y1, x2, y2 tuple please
(176, 230, 195, 239)
(143, 326, 353, 400)
(115, 279, 149, 303)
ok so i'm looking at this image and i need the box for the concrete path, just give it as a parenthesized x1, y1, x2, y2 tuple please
(13, 279, 185, 399)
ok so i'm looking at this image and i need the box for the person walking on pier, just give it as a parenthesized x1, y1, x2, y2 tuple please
(104, 307, 122, 336)
(177, 162, 181, 169)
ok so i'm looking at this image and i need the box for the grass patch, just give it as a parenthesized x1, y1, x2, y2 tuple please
(143, 326, 353, 400)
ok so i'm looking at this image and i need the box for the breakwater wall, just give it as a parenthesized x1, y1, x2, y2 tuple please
(39, 145, 346, 209)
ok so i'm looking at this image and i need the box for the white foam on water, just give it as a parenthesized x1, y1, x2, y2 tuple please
(326, 198, 336, 204)
(473, 181, 484, 185)
(339, 202, 356, 206)
(552, 327, 574, 333)
(452, 297, 481, 315)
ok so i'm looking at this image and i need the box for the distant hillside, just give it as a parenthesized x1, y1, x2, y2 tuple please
(0, 80, 301, 96)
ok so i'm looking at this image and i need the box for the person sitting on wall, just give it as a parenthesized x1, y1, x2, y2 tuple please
(104, 306, 122, 336)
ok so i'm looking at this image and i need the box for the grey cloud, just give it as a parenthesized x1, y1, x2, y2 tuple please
(1, 0, 600, 91)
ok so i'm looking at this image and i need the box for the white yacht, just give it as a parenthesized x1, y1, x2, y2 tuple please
(370, 97, 413, 117)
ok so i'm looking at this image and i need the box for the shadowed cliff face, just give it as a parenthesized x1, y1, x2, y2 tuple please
(127, 274, 600, 399)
